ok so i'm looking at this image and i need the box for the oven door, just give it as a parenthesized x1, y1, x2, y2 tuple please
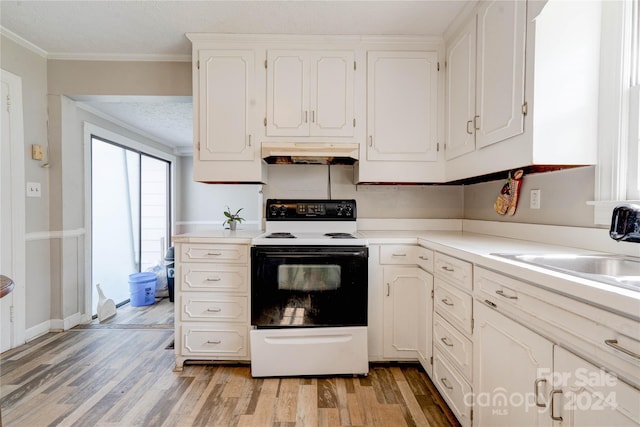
(251, 245, 368, 328)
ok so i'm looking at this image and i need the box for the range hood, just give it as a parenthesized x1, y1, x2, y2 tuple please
(261, 142, 359, 165)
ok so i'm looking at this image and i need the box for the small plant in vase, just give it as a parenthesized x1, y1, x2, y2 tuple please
(223, 206, 244, 231)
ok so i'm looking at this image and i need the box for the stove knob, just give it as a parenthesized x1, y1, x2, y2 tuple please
(344, 206, 353, 217)
(269, 205, 278, 217)
(279, 205, 287, 216)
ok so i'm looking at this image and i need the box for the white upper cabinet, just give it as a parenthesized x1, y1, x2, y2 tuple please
(190, 45, 266, 183)
(198, 50, 255, 161)
(367, 51, 439, 162)
(475, 0, 526, 149)
(445, 0, 600, 181)
(445, 17, 477, 161)
(266, 50, 355, 137)
(445, 0, 526, 161)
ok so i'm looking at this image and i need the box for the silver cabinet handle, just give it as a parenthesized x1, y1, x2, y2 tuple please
(441, 266, 454, 272)
(534, 378, 547, 408)
(440, 337, 454, 347)
(247, 134, 252, 147)
(605, 339, 640, 359)
(304, 111, 308, 123)
(441, 298, 454, 307)
(207, 308, 222, 312)
(392, 253, 407, 257)
(311, 110, 315, 123)
(418, 255, 429, 260)
(206, 277, 221, 282)
(369, 135, 373, 147)
(386, 283, 390, 297)
(207, 340, 222, 345)
(466, 120, 473, 135)
(495, 290, 518, 300)
(550, 389, 563, 421)
(207, 252, 222, 256)
(440, 377, 454, 390)
(474, 115, 480, 130)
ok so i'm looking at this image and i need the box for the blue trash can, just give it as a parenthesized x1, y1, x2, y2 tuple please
(128, 272, 157, 306)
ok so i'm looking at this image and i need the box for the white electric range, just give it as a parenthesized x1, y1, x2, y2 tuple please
(249, 199, 369, 377)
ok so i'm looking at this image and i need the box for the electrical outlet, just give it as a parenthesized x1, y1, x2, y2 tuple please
(27, 182, 41, 198)
(530, 189, 541, 209)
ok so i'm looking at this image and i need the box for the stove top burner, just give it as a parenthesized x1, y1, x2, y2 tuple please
(324, 232, 355, 239)
(265, 232, 296, 239)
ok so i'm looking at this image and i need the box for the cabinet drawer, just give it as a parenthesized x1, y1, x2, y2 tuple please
(180, 244, 248, 264)
(434, 252, 472, 291)
(434, 313, 473, 381)
(433, 348, 472, 427)
(380, 245, 434, 272)
(434, 280, 473, 335)
(180, 294, 248, 323)
(416, 246, 434, 273)
(180, 324, 248, 357)
(180, 264, 248, 293)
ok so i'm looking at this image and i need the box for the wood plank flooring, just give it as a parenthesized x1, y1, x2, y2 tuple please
(1, 299, 459, 427)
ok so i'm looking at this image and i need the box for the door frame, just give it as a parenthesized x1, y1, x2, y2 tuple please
(83, 122, 176, 319)
(1, 69, 27, 350)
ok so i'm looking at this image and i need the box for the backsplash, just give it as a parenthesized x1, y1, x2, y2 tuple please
(463, 166, 596, 228)
(262, 165, 464, 219)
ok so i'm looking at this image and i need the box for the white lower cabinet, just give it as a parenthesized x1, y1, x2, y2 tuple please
(374, 244, 434, 376)
(553, 346, 640, 426)
(474, 301, 553, 426)
(382, 266, 433, 363)
(434, 348, 473, 427)
(174, 242, 251, 370)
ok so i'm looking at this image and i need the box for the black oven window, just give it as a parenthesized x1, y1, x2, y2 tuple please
(278, 264, 341, 291)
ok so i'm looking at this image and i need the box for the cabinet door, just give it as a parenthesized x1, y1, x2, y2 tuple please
(474, 302, 553, 426)
(552, 346, 640, 426)
(367, 51, 439, 162)
(310, 51, 355, 137)
(383, 266, 433, 362)
(475, 0, 526, 148)
(266, 50, 310, 136)
(445, 17, 477, 160)
(199, 50, 254, 161)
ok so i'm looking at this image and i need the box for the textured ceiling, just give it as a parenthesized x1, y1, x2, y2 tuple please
(1, 0, 470, 152)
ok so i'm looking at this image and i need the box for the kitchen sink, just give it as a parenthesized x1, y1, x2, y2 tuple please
(492, 253, 640, 291)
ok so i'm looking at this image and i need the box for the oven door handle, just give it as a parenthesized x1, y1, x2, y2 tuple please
(256, 250, 368, 258)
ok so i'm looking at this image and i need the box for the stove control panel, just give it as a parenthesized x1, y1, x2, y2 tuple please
(266, 199, 356, 221)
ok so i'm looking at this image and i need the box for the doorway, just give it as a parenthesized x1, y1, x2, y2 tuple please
(90, 135, 171, 315)
(1, 70, 26, 352)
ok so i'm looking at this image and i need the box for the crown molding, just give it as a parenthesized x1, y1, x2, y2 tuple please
(1, 26, 191, 62)
(0, 26, 48, 58)
(47, 52, 191, 62)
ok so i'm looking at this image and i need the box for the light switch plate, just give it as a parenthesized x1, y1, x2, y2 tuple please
(27, 182, 41, 198)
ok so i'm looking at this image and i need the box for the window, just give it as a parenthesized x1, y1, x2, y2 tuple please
(593, 0, 640, 224)
(627, 0, 640, 199)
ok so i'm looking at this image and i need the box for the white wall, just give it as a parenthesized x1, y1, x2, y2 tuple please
(463, 166, 596, 227)
(176, 156, 262, 234)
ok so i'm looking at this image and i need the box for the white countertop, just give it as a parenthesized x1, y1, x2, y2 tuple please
(173, 227, 640, 320)
(360, 229, 640, 320)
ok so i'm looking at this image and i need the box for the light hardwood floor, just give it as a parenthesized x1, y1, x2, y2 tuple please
(1, 298, 459, 427)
